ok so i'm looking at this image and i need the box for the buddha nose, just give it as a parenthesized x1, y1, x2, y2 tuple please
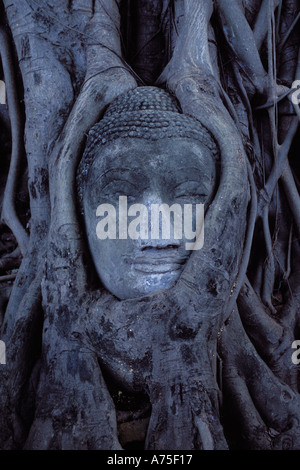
(139, 194, 182, 250)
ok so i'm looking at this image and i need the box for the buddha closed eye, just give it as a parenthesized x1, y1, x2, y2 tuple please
(77, 87, 219, 300)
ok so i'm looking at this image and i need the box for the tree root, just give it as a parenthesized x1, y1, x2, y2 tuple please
(0, 247, 22, 274)
(0, 273, 16, 283)
(0, 27, 29, 256)
(220, 307, 300, 449)
(0, 0, 298, 451)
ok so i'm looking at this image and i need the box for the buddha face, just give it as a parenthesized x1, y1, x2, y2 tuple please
(82, 137, 216, 300)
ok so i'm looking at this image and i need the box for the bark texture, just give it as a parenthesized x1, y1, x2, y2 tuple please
(0, 0, 299, 450)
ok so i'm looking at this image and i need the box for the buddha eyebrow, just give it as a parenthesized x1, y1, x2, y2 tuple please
(177, 166, 205, 171)
(98, 168, 145, 191)
(100, 178, 140, 191)
(171, 167, 208, 181)
(174, 180, 209, 189)
(98, 167, 140, 179)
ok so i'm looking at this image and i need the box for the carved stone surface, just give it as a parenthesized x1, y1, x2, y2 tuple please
(0, 0, 299, 451)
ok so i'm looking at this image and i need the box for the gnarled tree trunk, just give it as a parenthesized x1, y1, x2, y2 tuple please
(0, 0, 299, 450)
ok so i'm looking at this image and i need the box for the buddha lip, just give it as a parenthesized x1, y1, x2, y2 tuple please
(133, 262, 184, 274)
(133, 257, 186, 264)
(127, 254, 188, 274)
(122, 250, 189, 273)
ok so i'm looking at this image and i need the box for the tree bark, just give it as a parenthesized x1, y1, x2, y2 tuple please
(0, 0, 299, 450)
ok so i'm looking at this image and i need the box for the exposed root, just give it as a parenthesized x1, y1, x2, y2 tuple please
(0, 0, 299, 451)
(0, 273, 17, 283)
(0, 247, 22, 273)
(0, 27, 29, 256)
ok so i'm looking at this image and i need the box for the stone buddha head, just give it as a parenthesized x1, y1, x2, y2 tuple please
(77, 87, 219, 300)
